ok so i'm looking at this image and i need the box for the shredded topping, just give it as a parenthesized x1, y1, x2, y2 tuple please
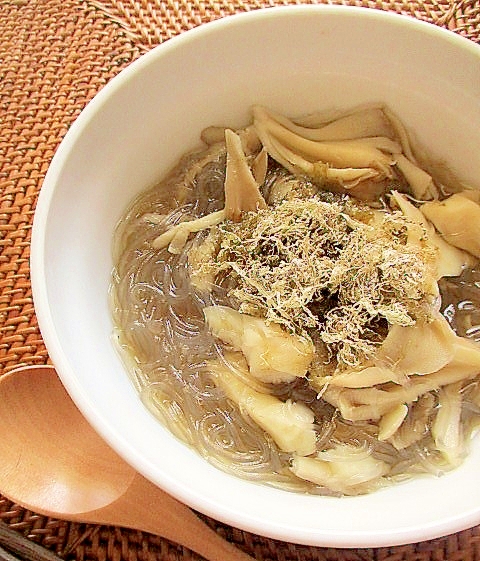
(192, 190, 437, 368)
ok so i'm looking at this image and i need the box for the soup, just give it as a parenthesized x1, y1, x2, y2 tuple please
(110, 105, 480, 496)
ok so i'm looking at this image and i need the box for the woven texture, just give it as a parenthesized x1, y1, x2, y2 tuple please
(90, 0, 480, 48)
(1, 1, 480, 560)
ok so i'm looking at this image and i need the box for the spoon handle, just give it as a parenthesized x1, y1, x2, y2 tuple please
(84, 473, 255, 561)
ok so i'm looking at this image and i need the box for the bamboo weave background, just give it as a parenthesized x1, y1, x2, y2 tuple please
(1, 1, 480, 560)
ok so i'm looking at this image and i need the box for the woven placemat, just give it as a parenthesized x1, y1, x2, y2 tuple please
(90, 0, 480, 49)
(1, 1, 480, 560)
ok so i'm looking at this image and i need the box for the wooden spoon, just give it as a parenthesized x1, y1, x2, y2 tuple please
(0, 366, 254, 561)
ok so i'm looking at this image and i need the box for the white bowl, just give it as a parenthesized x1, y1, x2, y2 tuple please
(31, 5, 480, 548)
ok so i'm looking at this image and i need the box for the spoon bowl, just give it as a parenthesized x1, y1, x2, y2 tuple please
(0, 365, 134, 515)
(0, 366, 253, 561)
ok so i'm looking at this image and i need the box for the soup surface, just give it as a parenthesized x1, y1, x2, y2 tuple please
(111, 105, 480, 495)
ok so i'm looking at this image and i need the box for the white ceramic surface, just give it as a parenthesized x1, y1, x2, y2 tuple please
(31, 6, 480, 548)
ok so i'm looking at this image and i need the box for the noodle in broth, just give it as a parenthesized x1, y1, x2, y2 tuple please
(111, 104, 480, 496)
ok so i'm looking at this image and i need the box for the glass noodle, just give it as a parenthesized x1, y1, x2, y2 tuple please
(110, 105, 480, 496)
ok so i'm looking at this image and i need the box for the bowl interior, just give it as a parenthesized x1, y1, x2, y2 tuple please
(31, 6, 480, 547)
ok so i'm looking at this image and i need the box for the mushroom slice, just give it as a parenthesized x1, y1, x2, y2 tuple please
(291, 443, 389, 495)
(391, 191, 473, 278)
(459, 189, 480, 203)
(389, 393, 435, 450)
(152, 209, 226, 253)
(187, 230, 220, 291)
(254, 106, 397, 175)
(323, 336, 480, 422)
(251, 147, 268, 185)
(224, 128, 267, 222)
(204, 305, 314, 383)
(200, 126, 226, 145)
(238, 125, 262, 155)
(375, 313, 458, 377)
(395, 153, 438, 200)
(258, 105, 395, 142)
(432, 381, 464, 467)
(421, 192, 480, 258)
(208, 357, 316, 456)
(265, 133, 379, 186)
(320, 365, 402, 389)
(378, 403, 409, 441)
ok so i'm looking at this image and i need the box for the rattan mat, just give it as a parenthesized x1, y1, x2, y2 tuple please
(1, 1, 480, 560)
